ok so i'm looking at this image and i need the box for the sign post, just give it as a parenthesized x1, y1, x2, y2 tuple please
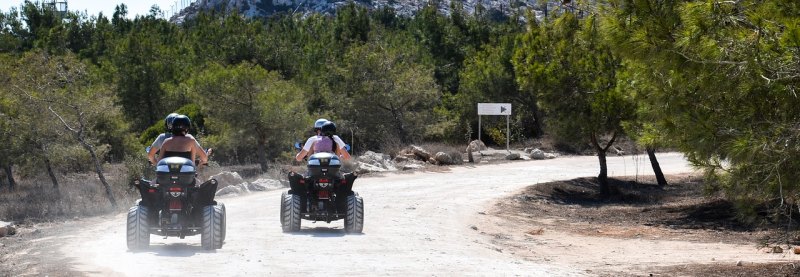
(477, 103, 512, 150)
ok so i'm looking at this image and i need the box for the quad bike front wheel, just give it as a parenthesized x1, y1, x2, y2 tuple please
(126, 205, 150, 250)
(281, 193, 301, 232)
(219, 203, 227, 243)
(344, 193, 364, 234)
(201, 204, 225, 250)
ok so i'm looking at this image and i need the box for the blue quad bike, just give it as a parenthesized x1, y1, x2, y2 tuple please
(128, 155, 226, 250)
(282, 152, 364, 233)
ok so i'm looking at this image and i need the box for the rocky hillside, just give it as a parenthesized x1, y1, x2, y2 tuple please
(171, 0, 570, 23)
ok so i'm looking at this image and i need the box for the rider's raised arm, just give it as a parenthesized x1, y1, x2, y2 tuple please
(332, 135, 351, 161)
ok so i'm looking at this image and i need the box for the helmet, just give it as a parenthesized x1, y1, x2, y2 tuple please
(314, 118, 329, 130)
(164, 113, 179, 131)
(320, 121, 336, 136)
(171, 115, 191, 133)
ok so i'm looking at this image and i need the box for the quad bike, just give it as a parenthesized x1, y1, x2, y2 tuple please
(282, 152, 363, 233)
(128, 156, 226, 250)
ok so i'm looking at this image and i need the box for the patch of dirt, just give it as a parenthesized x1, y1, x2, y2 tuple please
(480, 173, 800, 276)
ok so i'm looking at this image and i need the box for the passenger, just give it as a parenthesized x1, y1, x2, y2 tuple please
(158, 115, 215, 206)
(158, 115, 209, 165)
(295, 119, 351, 161)
(148, 113, 208, 165)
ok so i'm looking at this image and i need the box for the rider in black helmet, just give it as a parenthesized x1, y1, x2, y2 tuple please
(295, 119, 351, 161)
(148, 113, 208, 165)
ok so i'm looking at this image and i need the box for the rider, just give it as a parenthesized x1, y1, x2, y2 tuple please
(295, 119, 351, 161)
(158, 115, 215, 206)
(148, 113, 207, 165)
(158, 115, 209, 164)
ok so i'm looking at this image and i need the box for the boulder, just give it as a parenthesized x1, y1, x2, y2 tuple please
(530, 149, 547, 160)
(355, 162, 389, 174)
(357, 151, 397, 171)
(523, 148, 534, 154)
(401, 163, 425, 171)
(505, 153, 521, 160)
(215, 182, 249, 197)
(467, 140, 487, 152)
(0, 221, 15, 238)
(248, 178, 287, 191)
(409, 145, 432, 161)
(545, 153, 557, 159)
(210, 171, 245, 189)
(434, 152, 455, 165)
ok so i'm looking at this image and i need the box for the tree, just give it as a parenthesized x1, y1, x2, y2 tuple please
(184, 62, 308, 171)
(10, 51, 121, 207)
(328, 34, 440, 148)
(514, 13, 635, 195)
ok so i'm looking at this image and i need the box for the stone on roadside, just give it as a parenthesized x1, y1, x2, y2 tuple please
(401, 163, 424, 171)
(0, 221, 15, 238)
(505, 153, 521, 160)
(249, 178, 287, 191)
(410, 145, 432, 161)
(467, 140, 487, 152)
(434, 152, 455, 165)
(209, 171, 245, 189)
(530, 149, 547, 160)
(772, 246, 784, 253)
(794, 247, 800, 254)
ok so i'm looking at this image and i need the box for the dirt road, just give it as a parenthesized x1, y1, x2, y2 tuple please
(59, 153, 693, 276)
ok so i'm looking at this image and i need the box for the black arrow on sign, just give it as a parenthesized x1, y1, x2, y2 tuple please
(500, 106, 507, 113)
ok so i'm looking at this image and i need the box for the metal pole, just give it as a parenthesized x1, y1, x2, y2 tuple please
(478, 116, 481, 142)
(506, 115, 510, 150)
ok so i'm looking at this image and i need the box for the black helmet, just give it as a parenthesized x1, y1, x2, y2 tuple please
(164, 113, 179, 131)
(320, 121, 336, 136)
(171, 115, 191, 134)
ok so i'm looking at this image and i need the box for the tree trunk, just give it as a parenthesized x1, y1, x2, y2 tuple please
(591, 132, 617, 197)
(646, 146, 668, 187)
(83, 143, 117, 208)
(256, 138, 268, 173)
(4, 164, 16, 191)
(44, 156, 60, 189)
(596, 148, 609, 196)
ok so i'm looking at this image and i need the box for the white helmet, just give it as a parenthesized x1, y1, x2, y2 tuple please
(314, 118, 329, 130)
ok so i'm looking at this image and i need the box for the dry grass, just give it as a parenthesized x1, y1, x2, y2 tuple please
(0, 164, 138, 222)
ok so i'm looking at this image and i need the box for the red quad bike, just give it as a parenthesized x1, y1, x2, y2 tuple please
(283, 152, 364, 233)
(128, 157, 226, 250)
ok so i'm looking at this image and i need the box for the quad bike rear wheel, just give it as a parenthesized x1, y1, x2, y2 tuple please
(281, 193, 301, 232)
(279, 191, 288, 226)
(126, 205, 150, 250)
(344, 193, 364, 234)
(201, 204, 225, 250)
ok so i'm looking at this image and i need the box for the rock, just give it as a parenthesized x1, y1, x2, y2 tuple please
(248, 178, 287, 191)
(736, 260, 743, 266)
(470, 225, 478, 231)
(505, 153, 521, 160)
(772, 246, 784, 253)
(545, 153, 557, 159)
(356, 162, 389, 174)
(215, 183, 248, 197)
(409, 145, 432, 161)
(401, 163, 424, 171)
(210, 171, 245, 189)
(0, 221, 15, 238)
(392, 155, 409, 163)
(794, 247, 800, 254)
(434, 152, 456, 165)
(530, 148, 547, 160)
(467, 140, 487, 152)
(448, 151, 464, 165)
(523, 148, 534, 154)
(357, 151, 397, 171)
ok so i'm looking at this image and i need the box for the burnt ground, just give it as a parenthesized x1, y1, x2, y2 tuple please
(489, 173, 800, 276)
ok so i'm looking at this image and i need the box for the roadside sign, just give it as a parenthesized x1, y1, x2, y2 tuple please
(478, 103, 512, 115)
(476, 103, 513, 150)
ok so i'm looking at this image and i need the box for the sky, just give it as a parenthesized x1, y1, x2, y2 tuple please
(0, 0, 196, 18)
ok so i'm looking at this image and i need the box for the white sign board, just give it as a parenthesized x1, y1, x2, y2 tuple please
(477, 103, 512, 115)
